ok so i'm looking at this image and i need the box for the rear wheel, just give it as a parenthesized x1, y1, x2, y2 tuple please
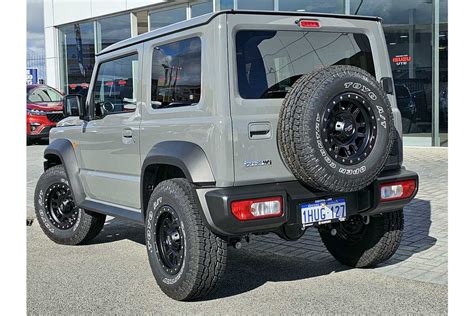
(145, 178, 227, 301)
(318, 210, 403, 267)
(34, 165, 105, 245)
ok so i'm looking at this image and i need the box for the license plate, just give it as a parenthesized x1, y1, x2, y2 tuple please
(300, 198, 347, 226)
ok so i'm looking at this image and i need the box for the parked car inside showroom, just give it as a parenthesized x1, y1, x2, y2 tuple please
(26, 84, 64, 145)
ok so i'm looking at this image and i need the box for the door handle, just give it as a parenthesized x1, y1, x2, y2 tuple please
(249, 122, 272, 140)
(122, 128, 133, 138)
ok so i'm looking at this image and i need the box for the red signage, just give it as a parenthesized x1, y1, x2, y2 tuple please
(392, 55, 412, 65)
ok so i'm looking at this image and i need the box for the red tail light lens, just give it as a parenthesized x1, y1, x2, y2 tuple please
(231, 197, 283, 221)
(380, 179, 417, 202)
(298, 19, 321, 29)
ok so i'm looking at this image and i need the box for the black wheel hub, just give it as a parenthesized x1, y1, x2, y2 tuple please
(155, 206, 184, 275)
(44, 183, 79, 230)
(321, 92, 377, 165)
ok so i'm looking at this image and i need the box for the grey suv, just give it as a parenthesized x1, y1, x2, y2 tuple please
(35, 10, 418, 301)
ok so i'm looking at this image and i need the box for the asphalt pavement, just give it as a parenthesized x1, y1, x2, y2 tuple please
(27, 144, 448, 314)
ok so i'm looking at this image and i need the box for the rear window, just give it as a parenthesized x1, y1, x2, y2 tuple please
(236, 30, 375, 99)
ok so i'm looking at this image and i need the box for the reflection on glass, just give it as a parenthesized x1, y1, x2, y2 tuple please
(150, 7, 187, 30)
(96, 14, 131, 52)
(59, 22, 95, 95)
(191, 1, 213, 17)
(151, 37, 202, 109)
(236, 30, 374, 99)
(92, 54, 139, 115)
(279, 0, 344, 14)
(238, 0, 274, 10)
(219, 0, 234, 10)
(136, 11, 149, 35)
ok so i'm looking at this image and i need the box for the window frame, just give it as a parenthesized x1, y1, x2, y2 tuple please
(148, 35, 203, 112)
(87, 50, 141, 120)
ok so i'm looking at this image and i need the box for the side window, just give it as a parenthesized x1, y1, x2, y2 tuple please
(92, 54, 139, 117)
(151, 37, 201, 109)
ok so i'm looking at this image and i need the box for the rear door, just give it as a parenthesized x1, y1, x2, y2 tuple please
(227, 13, 386, 186)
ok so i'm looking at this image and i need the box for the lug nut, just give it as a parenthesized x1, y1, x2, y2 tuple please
(234, 241, 242, 249)
(330, 228, 337, 236)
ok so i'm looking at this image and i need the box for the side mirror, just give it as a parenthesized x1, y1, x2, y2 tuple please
(63, 95, 86, 119)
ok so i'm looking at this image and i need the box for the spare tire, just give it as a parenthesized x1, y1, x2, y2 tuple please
(277, 65, 395, 192)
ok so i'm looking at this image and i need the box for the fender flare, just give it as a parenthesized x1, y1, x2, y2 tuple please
(141, 141, 215, 216)
(44, 139, 86, 205)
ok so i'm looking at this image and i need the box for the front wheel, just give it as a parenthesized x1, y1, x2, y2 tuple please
(318, 210, 404, 268)
(145, 178, 227, 301)
(34, 165, 106, 245)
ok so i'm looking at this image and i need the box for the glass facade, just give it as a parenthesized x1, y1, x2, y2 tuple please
(352, 0, 448, 146)
(278, 0, 344, 14)
(58, 22, 95, 96)
(238, 0, 274, 10)
(96, 14, 131, 52)
(55, 0, 447, 146)
(149, 6, 187, 30)
(191, 1, 213, 17)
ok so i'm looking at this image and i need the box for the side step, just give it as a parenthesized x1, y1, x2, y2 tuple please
(79, 199, 143, 223)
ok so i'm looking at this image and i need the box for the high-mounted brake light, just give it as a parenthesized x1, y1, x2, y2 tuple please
(297, 19, 321, 29)
(380, 179, 417, 202)
(231, 197, 283, 221)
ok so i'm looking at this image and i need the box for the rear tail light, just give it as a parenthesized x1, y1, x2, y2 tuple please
(380, 179, 417, 202)
(231, 197, 283, 221)
(297, 19, 321, 29)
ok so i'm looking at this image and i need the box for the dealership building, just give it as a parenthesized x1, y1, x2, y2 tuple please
(43, 0, 447, 146)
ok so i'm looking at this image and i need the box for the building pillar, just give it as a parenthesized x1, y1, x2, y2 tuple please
(432, 0, 440, 146)
(344, 0, 351, 15)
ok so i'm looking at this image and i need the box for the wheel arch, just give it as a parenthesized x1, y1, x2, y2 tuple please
(141, 141, 215, 220)
(43, 139, 86, 205)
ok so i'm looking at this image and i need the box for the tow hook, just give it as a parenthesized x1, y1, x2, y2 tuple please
(230, 235, 250, 249)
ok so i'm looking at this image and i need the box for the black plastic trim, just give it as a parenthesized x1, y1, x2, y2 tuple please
(141, 141, 216, 218)
(44, 139, 86, 205)
(79, 200, 142, 223)
(204, 168, 417, 236)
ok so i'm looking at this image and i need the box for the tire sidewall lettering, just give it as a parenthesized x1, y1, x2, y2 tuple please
(37, 189, 55, 233)
(147, 194, 187, 285)
(343, 81, 387, 129)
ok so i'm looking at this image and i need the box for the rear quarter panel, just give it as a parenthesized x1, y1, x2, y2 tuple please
(139, 15, 235, 187)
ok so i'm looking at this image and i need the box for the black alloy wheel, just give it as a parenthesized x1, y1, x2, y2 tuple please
(156, 206, 184, 275)
(44, 182, 79, 230)
(321, 92, 377, 165)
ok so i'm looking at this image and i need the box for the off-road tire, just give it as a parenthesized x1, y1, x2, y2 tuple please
(277, 65, 395, 192)
(319, 210, 404, 268)
(34, 165, 106, 245)
(145, 178, 227, 301)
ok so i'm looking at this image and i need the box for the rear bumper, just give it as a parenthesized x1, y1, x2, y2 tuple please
(199, 168, 418, 237)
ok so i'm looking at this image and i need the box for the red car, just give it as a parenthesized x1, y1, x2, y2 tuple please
(27, 84, 64, 145)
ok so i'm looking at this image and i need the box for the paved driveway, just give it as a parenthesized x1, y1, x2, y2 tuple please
(27, 145, 447, 314)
